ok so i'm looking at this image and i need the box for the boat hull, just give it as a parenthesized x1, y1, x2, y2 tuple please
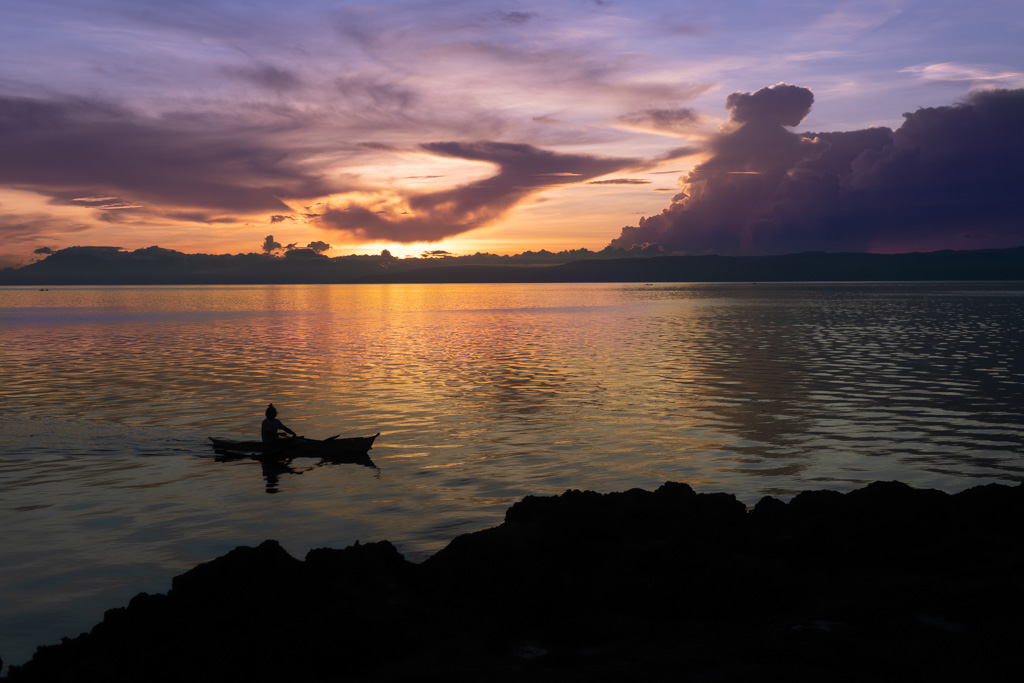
(208, 433, 379, 462)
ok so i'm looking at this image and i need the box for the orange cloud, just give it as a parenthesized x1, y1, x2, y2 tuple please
(317, 141, 641, 243)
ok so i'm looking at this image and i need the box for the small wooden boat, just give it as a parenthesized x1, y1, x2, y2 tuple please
(208, 433, 380, 462)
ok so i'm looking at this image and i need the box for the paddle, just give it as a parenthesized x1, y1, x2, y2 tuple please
(326, 426, 366, 439)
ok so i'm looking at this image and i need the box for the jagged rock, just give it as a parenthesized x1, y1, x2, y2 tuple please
(5, 481, 1023, 682)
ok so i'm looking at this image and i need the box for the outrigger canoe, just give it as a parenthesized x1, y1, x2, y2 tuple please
(208, 433, 380, 461)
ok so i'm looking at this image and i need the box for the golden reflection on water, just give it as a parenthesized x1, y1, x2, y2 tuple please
(3, 284, 1023, 480)
(1, 282, 1023, 667)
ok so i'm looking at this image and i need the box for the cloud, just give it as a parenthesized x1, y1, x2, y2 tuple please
(901, 63, 1024, 88)
(0, 209, 90, 268)
(162, 212, 239, 224)
(496, 11, 538, 25)
(724, 84, 814, 126)
(334, 75, 419, 111)
(0, 210, 91, 244)
(0, 94, 334, 217)
(71, 196, 144, 210)
(616, 107, 701, 134)
(222, 63, 305, 91)
(654, 146, 702, 163)
(318, 141, 641, 243)
(261, 235, 283, 253)
(609, 85, 1024, 254)
(589, 178, 651, 185)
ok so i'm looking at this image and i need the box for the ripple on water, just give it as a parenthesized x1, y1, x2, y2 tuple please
(1, 282, 1023, 668)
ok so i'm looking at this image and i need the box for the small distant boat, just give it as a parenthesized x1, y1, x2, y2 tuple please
(208, 433, 380, 462)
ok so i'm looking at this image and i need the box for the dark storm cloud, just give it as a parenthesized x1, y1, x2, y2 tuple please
(610, 85, 1024, 254)
(724, 84, 814, 126)
(0, 94, 334, 216)
(319, 141, 640, 243)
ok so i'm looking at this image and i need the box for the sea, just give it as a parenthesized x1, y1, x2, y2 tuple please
(2, 281, 1023, 670)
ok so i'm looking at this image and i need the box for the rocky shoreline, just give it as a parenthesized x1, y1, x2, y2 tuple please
(4, 480, 1023, 681)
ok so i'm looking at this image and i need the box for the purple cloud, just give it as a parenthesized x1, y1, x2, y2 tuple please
(0, 211, 91, 244)
(616, 108, 700, 133)
(610, 85, 1024, 254)
(0, 95, 334, 216)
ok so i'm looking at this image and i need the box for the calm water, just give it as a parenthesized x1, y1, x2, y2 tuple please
(2, 282, 1023, 668)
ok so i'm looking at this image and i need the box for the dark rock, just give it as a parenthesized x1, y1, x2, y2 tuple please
(5, 481, 1023, 682)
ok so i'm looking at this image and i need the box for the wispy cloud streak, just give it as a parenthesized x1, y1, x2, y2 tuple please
(319, 142, 641, 242)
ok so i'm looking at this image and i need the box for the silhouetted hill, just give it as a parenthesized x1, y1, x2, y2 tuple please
(351, 248, 1024, 283)
(1, 246, 1021, 285)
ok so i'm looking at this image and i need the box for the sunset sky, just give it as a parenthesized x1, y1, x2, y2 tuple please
(2, 0, 1023, 267)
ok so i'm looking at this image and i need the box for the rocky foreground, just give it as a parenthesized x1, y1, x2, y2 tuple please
(5, 481, 1023, 682)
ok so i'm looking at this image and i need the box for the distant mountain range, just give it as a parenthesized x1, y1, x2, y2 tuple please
(2, 245, 1021, 285)
(352, 248, 1024, 284)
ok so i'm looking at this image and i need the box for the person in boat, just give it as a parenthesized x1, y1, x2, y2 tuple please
(261, 403, 297, 443)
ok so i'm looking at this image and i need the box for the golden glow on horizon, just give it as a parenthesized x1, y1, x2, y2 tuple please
(0, 152, 692, 264)
(303, 158, 693, 258)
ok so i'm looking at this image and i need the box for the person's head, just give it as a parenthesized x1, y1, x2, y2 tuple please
(265, 404, 277, 419)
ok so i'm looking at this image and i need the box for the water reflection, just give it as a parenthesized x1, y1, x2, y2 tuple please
(2, 282, 1023, 668)
(632, 284, 1024, 494)
(3, 283, 1022, 496)
(213, 451, 379, 494)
